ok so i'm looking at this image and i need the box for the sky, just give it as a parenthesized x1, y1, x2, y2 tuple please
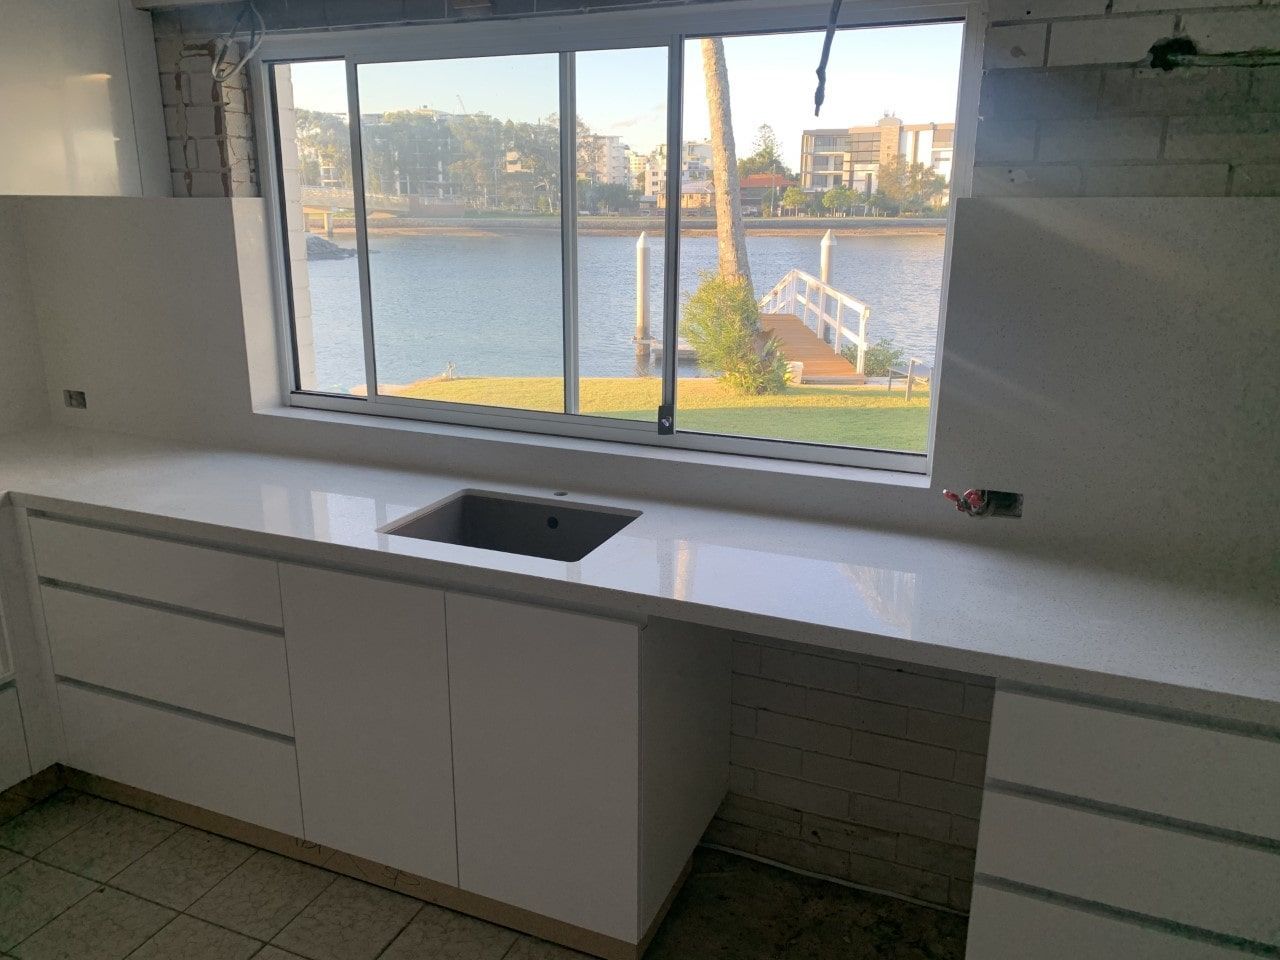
(287, 22, 964, 171)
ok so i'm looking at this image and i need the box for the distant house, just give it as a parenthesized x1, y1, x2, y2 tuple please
(655, 178, 714, 210)
(738, 173, 795, 215)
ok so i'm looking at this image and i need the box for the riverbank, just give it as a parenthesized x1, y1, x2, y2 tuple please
(366, 376, 930, 451)
(325, 215, 948, 239)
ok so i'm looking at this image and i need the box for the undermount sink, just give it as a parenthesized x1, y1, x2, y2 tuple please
(380, 489, 641, 562)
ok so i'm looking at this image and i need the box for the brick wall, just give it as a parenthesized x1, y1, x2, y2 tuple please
(707, 637, 992, 912)
(975, 0, 1280, 197)
(151, 0, 737, 197)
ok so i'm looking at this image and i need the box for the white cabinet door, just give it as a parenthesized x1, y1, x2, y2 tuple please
(0, 685, 30, 790)
(446, 592, 642, 943)
(279, 565, 456, 884)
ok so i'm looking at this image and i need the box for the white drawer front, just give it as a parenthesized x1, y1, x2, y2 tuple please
(990, 691, 1280, 840)
(29, 517, 282, 627)
(59, 682, 302, 837)
(0, 686, 30, 790)
(44, 587, 293, 736)
(967, 884, 1252, 960)
(977, 791, 1280, 946)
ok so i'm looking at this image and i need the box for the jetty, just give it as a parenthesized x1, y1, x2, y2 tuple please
(642, 231, 871, 384)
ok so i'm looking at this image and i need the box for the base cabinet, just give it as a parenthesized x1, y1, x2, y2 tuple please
(0, 685, 30, 790)
(280, 565, 457, 885)
(446, 593, 728, 946)
(967, 688, 1280, 957)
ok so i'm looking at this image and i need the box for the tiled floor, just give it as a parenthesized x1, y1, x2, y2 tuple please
(0, 789, 966, 960)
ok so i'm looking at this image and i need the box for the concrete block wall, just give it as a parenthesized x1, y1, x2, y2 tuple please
(976, 0, 1280, 197)
(707, 636, 993, 912)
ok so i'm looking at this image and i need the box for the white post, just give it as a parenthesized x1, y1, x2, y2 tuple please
(820, 228, 836, 285)
(634, 231, 650, 342)
(856, 306, 869, 374)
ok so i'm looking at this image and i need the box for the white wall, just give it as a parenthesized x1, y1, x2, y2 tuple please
(12, 196, 1277, 589)
(0, 0, 168, 197)
(0, 200, 47, 435)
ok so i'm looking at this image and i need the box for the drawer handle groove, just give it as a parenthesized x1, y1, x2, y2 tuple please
(974, 875, 1280, 957)
(41, 579, 285, 636)
(56, 677, 295, 745)
(985, 780, 1280, 854)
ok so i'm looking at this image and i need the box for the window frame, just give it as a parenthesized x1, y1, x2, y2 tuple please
(252, 0, 982, 474)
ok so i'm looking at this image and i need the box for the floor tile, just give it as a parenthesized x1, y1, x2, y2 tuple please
(128, 914, 260, 960)
(0, 861, 96, 952)
(0, 848, 26, 878)
(270, 876, 420, 960)
(0, 792, 111, 857)
(187, 850, 334, 941)
(503, 937, 593, 960)
(111, 826, 253, 910)
(0, 792, 38, 827)
(252, 949, 307, 960)
(37, 804, 177, 882)
(9, 886, 172, 960)
(646, 847, 968, 960)
(381, 904, 517, 960)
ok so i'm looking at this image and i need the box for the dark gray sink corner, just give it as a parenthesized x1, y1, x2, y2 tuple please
(380, 489, 641, 562)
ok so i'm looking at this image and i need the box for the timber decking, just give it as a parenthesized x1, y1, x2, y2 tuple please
(761, 313, 864, 384)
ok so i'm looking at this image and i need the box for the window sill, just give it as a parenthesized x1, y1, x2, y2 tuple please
(254, 402, 934, 492)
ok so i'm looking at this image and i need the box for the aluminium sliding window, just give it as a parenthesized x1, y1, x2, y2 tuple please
(262, 12, 968, 471)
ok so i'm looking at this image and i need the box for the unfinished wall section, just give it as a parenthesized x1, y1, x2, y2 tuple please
(976, 0, 1280, 197)
(151, 0, 737, 197)
(709, 637, 992, 912)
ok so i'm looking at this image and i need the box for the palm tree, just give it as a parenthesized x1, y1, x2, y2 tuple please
(700, 39, 751, 288)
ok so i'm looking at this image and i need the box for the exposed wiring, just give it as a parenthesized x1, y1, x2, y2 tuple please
(1149, 36, 1280, 70)
(813, 0, 843, 116)
(211, 0, 266, 84)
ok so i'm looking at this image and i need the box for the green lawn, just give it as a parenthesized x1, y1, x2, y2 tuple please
(384, 376, 930, 451)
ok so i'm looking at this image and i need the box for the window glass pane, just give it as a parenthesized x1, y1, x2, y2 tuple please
(573, 47, 668, 422)
(677, 24, 962, 453)
(356, 54, 564, 412)
(272, 60, 365, 395)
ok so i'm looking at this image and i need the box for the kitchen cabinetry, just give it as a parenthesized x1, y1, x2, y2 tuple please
(27, 516, 303, 836)
(279, 564, 457, 884)
(15, 512, 730, 958)
(0, 684, 29, 790)
(446, 593, 728, 945)
(967, 688, 1280, 957)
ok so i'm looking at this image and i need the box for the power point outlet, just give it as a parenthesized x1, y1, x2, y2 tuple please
(63, 390, 87, 410)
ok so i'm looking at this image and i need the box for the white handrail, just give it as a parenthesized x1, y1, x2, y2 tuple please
(759, 268, 871, 373)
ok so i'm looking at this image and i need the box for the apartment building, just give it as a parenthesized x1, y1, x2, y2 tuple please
(800, 114, 955, 194)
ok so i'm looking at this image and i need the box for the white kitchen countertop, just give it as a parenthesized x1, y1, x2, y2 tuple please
(1, 427, 1276, 724)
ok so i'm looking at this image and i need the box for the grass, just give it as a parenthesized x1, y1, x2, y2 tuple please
(383, 376, 930, 451)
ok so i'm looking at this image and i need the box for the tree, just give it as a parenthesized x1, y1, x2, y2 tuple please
(700, 38, 751, 286)
(781, 186, 809, 216)
(684, 273, 789, 395)
(822, 185, 854, 215)
(447, 113, 506, 208)
(872, 157, 948, 215)
(738, 123, 794, 180)
(294, 109, 352, 189)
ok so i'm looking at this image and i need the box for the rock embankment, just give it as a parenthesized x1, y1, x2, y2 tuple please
(306, 234, 356, 260)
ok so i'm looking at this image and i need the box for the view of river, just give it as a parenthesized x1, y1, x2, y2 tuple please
(305, 229, 945, 393)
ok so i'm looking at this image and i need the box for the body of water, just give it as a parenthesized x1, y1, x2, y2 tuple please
(304, 229, 945, 393)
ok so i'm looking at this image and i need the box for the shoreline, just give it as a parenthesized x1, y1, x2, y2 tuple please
(322, 216, 947, 239)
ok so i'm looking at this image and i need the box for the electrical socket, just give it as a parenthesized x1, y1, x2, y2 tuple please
(63, 390, 87, 410)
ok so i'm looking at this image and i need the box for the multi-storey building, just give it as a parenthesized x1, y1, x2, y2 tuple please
(638, 140, 713, 197)
(799, 114, 954, 196)
(358, 108, 459, 199)
(579, 134, 632, 185)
